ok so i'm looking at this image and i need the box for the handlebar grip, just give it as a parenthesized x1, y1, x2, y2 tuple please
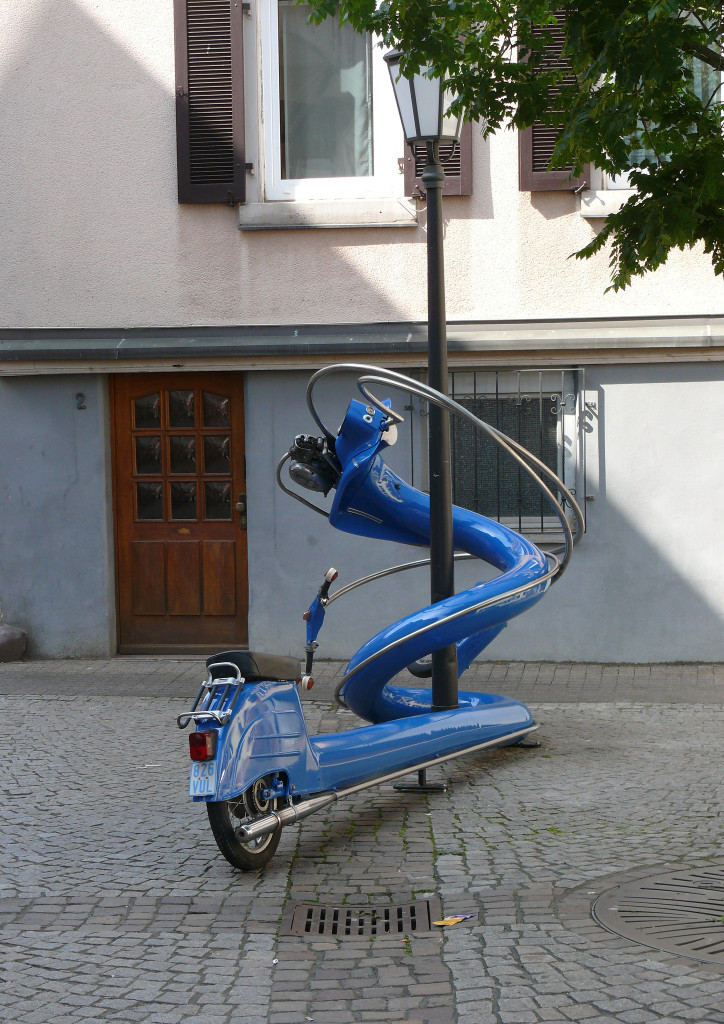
(320, 567, 338, 599)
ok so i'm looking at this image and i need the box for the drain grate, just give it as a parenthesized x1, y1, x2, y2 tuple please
(593, 865, 724, 965)
(281, 897, 442, 938)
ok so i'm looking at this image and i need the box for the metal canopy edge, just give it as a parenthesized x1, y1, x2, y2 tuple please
(1, 315, 724, 375)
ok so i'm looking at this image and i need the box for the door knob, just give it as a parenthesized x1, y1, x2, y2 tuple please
(236, 493, 247, 529)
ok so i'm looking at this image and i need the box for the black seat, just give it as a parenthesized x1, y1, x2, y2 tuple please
(206, 650, 301, 683)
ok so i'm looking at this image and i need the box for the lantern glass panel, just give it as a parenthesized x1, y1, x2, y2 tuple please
(411, 70, 442, 138)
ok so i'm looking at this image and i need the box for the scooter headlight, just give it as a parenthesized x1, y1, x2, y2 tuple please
(289, 461, 333, 493)
(288, 434, 340, 495)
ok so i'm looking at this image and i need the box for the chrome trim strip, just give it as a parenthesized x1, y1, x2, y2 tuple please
(235, 723, 538, 840)
(305, 364, 584, 576)
(334, 552, 560, 706)
(326, 552, 475, 605)
(275, 451, 329, 518)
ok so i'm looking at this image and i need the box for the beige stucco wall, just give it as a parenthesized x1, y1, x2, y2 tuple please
(1, 0, 722, 331)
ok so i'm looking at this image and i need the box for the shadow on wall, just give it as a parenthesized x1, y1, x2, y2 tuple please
(530, 191, 586, 222)
(487, 366, 724, 662)
(0, 0, 189, 326)
(0, 375, 115, 658)
(249, 365, 724, 664)
(0, 1, 421, 327)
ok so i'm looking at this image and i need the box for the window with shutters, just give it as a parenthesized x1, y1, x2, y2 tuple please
(518, 11, 589, 192)
(175, 0, 473, 213)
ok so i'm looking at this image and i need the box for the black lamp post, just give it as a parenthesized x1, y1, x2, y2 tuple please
(384, 51, 464, 712)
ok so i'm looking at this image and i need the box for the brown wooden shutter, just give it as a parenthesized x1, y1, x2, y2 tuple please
(404, 122, 473, 198)
(174, 0, 246, 204)
(518, 11, 589, 191)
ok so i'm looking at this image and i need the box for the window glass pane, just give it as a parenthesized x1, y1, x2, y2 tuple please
(169, 436, 196, 474)
(204, 435, 230, 474)
(278, 1, 372, 179)
(689, 54, 721, 107)
(137, 482, 163, 520)
(451, 396, 558, 519)
(135, 436, 162, 475)
(171, 482, 197, 520)
(169, 390, 195, 427)
(618, 56, 719, 174)
(205, 482, 231, 520)
(134, 393, 161, 428)
(203, 392, 230, 427)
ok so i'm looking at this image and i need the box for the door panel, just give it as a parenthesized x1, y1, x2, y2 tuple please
(130, 542, 166, 615)
(203, 542, 237, 615)
(112, 373, 248, 652)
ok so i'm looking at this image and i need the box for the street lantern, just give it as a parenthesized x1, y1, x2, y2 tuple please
(383, 51, 464, 144)
(384, 50, 463, 714)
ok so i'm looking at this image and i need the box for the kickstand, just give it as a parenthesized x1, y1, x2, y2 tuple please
(393, 768, 448, 793)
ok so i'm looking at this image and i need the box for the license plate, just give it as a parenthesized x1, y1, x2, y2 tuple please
(189, 761, 217, 797)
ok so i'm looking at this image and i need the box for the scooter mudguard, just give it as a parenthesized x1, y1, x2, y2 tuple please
(194, 682, 317, 804)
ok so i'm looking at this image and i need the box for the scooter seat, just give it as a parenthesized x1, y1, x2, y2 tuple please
(206, 650, 301, 683)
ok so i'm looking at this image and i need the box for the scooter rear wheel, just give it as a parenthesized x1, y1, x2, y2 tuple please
(207, 775, 282, 870)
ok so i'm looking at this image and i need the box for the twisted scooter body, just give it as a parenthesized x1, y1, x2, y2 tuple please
(180, 366, 581, 868)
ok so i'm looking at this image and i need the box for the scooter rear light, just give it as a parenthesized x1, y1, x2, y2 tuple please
(189, 730, 217, 761)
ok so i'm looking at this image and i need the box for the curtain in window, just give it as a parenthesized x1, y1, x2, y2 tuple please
(278, 1, 373, 179)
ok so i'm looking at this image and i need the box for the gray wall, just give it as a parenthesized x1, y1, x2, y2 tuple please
(244, 369, 433, 662)
(4, 363, 723, 664)
(245, 364, 724, 664)
(0, 375, 116, 656)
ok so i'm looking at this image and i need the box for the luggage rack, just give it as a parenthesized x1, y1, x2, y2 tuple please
(177, 663, 245, 729)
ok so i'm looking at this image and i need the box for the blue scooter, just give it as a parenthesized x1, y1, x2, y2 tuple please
(178, 365, 583, 869)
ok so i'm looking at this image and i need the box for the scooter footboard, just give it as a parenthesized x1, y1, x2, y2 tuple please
(310, 693, 535, 792)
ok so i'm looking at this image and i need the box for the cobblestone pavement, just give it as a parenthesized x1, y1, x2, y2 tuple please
(3, 660, 724, 1023)
(2, 657, 724, 703)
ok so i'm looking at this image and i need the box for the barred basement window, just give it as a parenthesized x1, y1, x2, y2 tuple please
(449, 368, 585, 539)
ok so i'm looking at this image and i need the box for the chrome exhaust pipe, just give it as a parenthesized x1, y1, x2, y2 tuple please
(237, 792, 338, 842)
(235, 723, 538, 842)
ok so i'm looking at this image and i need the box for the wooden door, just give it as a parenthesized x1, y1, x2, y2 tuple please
(111, 373, 248, 652)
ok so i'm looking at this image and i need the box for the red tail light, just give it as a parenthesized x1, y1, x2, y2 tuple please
(189, 730, 217, 761)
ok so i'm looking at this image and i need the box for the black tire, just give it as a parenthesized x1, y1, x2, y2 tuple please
(206, 775, 282, 870)
(407, 657, 433, 678)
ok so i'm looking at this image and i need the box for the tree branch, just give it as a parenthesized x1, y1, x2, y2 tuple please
(680, 39, 724, 70)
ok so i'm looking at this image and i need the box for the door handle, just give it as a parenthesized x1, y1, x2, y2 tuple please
(235, 493, 247, 530)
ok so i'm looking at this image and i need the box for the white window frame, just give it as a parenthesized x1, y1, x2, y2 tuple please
(258, 0, 405, 203)
(582, 59, 722, 218)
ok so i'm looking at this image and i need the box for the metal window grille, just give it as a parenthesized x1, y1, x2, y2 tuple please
(449, 368, 585, 538)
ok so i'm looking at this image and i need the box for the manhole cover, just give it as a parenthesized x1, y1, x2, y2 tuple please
(281, 897, 442, 938)
(593, 865, 724, 965)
